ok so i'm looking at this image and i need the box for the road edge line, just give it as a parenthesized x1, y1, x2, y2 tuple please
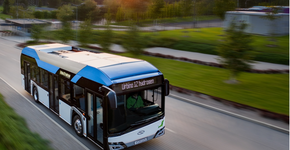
(169, 93, 289, 134)
(0, 77, 90, 150)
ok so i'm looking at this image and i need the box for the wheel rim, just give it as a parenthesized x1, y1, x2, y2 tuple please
(74, 118, 82, 134)
(33, 89, 38, 101)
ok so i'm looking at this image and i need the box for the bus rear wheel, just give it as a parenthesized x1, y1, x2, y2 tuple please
(73, 115, 83, 137)
(33, 86, 39, 103)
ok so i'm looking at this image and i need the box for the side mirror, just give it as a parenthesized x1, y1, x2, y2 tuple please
(164, 79, 170, 96)
(107, 91, 117, 109)
(101, 86, 117, 109)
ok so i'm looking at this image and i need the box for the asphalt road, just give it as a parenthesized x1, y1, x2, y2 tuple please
(0, 38, 288, 150)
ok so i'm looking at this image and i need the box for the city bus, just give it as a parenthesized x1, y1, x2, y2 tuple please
(20, 43, 169, 150)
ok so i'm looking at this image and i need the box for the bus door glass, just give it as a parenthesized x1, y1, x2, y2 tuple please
(24, 61, 31, 93)
(87, 91, 104, 145)
(49, 74, 59, 113)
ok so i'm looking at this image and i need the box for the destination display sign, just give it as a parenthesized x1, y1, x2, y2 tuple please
(113, 76, 163, 93)
(122, 78, 155, 91)
(60, 70, 71, 79)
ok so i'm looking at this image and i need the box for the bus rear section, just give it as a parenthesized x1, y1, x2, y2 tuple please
(20, 43, 170, 150)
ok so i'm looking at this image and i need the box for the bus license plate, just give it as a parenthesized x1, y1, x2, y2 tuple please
(135, 138, 147, 145)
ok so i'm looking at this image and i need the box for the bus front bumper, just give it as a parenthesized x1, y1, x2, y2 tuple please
(108, 127, 165, 150)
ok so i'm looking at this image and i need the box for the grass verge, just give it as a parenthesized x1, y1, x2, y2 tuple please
(120, 53, 289, 115)
(0, 94, 52, 150)
(50, 27, 289, 64)
(111, 16, 220, 26)
(140, 28, 289, 65)
(0, 13, 11, 19)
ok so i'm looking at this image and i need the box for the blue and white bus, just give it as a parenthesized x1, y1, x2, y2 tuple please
(20, 43, 169, 150)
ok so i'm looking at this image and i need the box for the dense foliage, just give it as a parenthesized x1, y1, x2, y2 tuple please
(0, 94, 52, 150)
(78, 19, 93, 46)
(33, 10, 57, 19)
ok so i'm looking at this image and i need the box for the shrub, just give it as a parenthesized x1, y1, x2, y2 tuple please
(254, 53, 289, 65)
(172, 40, 217, 54)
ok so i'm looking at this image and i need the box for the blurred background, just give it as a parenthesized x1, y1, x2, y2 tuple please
(0, 0, 288, 149)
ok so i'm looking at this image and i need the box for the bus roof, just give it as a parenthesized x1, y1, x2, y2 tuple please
(22, 43, 162, 86)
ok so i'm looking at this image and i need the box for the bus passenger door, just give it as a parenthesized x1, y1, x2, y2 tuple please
(49, 74, 59, 114)
(87, 91, 104, 146)
(24, 61, 31, 93)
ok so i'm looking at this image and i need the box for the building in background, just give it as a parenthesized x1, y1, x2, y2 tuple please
(224, 11, 289, 35)
(5, 19, 49, 36)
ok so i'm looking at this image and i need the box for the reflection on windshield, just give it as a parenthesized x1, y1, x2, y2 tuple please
(108, 86, 163, 134)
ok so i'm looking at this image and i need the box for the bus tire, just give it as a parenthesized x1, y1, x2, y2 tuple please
(33, 86, 39, 103)
(73, 115, 83, 137)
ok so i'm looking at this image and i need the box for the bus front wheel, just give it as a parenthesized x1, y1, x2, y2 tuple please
(33, 86, 39, 103)
(73, 115, 83, 137)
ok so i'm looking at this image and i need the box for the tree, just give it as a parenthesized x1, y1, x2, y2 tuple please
(122, 23, 146, 56)
(38, 0, 43, 7)
(179, 0, 193, 17)
(99, 26, 113, 52)
(216, 20, 254, 84)
(30, 24, 45, 42)
(19, 0, 28, 9)
(115, 6, 125, 22)
(9, 6, 34, 18)
(57, 4, 74, 22)
(3, 0, 10, 14)
(151, 0, 165, 19)
(213, 0, 236, 20)
(103, 0, 120, 20)
(77, 0, 100, 21)
(57, 5, 74, 43)
(99, 9, 113, 52)
(48, 0, 61, 8)
(196, 0, 214, 15)
(59, 22, 74, 43)
(78, 19, 93, 47)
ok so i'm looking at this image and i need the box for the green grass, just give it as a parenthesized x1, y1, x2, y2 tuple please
(112, 15, 219, 26)
(0, 13, 11, 19)
(141, 28, 289, 54)
(119, 53, 289, 115)
(49, 27, 289, 64)
(0, 6, 12, 19)
(137, 28, 289, 64)
(0, 94, 52, 150)
(93, 25, 129, 29)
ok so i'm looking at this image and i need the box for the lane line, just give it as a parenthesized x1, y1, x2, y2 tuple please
(0, 76, 90, 150)
(166, 128, 176, 134)
(169, 94, 289, 134)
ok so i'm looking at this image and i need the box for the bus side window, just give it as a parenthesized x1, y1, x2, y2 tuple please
(40, 69, 43, 86)
(60, 78, 71, 102)
(31, 65, 35, 81)
(35, 67, 40, 83)
(74, 84, 85, 111)
(40, 69, 49, 89)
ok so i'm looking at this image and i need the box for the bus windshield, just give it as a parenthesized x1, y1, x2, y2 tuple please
(108, 86, 163, 134)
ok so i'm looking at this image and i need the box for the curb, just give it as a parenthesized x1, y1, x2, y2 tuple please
(169, 93, 289, 134)
(143, 51, 289, 74)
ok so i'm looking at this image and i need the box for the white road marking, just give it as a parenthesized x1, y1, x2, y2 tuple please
(166, 128, 176, 134)
(170, 94, 289, 134)
(0, 76, 90, 150)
